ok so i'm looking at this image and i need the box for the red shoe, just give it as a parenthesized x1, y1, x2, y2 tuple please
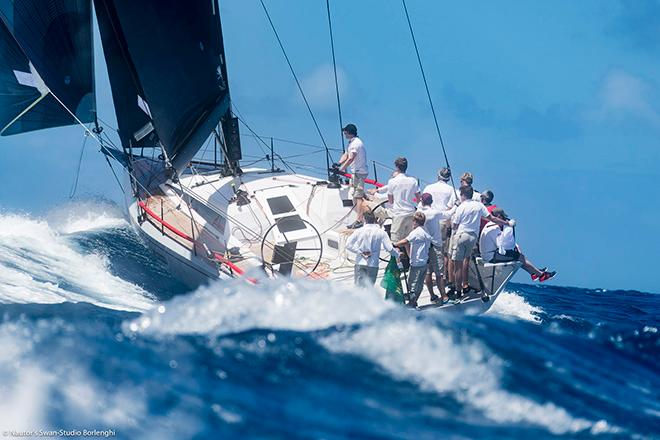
(539, 271, 556, 282)
(531, 267, 547, 281)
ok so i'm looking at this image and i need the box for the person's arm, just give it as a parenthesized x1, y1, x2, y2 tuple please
(381, 231, 400, 257)
(440, 205, 456, 220)
(486, 214, 515, 228)
(338, 151, 355, 172)
(345, 232, 360, 254)
(448, 190, 457, 208)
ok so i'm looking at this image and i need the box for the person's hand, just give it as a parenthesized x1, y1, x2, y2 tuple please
(508, 219, 517, 227)
(367, 188, 377, 195)
(361, 251, 372, 258)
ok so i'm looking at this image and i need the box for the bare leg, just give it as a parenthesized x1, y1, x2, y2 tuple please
(425, 271, 435, 296)
(447, 259, 454, 284)
(520, 254, 543, 276)
(436, 271, 447, 301)
(453, 259, 463, 291)
(355, 197, 364, 222)
(461, 258, 470, 288)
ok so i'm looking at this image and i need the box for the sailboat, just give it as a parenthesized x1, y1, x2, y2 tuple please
(0, 0, 520, 313)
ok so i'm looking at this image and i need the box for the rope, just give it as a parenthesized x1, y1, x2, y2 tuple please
(69, 124, 92, 199)
(259, 0, 335, 171)
(325, 0, 345, 153)
(401, 0, 458, 193)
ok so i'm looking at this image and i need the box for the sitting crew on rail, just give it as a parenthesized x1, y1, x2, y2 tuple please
(449, 186, 514, 298)
(345, 210, 399, 287)
(480, 208, 556, 282)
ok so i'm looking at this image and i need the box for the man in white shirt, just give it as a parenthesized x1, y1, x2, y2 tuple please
(387, 157, 421, 242)
(450, 186, 514, 297)
(394, 211, 432, 307)
(422, 167, 456, 210)
(345, 209, 399, 286)
(338, 123, 368, 229)
(454, 171, 481, 202)
(422, 167, 457, 286)
(419, 193, 455, 303)
(480, 208, 556, 282)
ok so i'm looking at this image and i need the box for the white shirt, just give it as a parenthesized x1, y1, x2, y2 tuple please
(454, 188, 482, 202)
(345, 224, 398, 267)
(405, 226, 432, 267)
(423, 180, 456, 210)
(347, 137, 368, 175)
(419, 205, 455, 247)
(452, 199, 490, 236)
(479, 222, 500, 262)
(497, 225, 516, 255)
(387, 173, 420, 217)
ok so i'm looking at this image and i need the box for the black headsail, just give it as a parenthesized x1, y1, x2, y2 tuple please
(94, 0, 155, 151)
(98, 0, 234, 174)
(0, 0, 95, 135)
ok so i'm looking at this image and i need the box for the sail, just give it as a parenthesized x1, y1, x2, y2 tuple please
(0, 18, 42, 134)
(0, 0, 95, 135)
(107, 0, 231, 173)
(94, 0, 156, 150)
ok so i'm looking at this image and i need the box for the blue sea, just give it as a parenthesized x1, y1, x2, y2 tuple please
(0, 201, 657, 439)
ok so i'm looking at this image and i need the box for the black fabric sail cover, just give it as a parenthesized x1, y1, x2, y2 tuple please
(0, 0, 95, 135)
(102, 0, 231, 173)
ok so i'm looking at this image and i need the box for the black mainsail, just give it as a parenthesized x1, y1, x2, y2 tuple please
(97, 0, 234, 174)
(0, 0, 95, 135)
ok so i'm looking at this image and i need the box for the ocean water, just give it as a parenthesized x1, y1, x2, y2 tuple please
(0, 201, 657, 439)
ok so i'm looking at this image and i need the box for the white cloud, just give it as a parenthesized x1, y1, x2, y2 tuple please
(296, 63, 349, 110)
(595, 70, 660, 125)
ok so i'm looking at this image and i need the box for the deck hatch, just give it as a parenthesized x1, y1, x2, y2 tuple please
(276, 215, 307, 233)
(267, 196, 295, 215)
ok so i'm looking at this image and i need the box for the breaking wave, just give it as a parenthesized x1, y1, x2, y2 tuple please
(0, 202, 153, 312)
(128, 277, 621, 436)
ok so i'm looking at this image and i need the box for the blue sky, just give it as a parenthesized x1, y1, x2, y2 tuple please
(1, 1, 658, 293)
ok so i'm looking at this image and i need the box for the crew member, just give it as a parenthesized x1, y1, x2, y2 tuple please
(450, 186, 514, 297)
(387, 157, 420, 242)
(418, 193, 455, 303)
(393, 211, 432, 307)
(345, 210, 399, 286)
(480, 208, 556, 282)
(338, 123, 368, 229)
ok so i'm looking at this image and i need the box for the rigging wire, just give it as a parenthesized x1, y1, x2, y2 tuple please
(231, 105, 297, 174)
(68, 123, 92, 199)
(325, 0, 345, 153)
(259, 0, 335, 172)
(401, 0, 458, 192)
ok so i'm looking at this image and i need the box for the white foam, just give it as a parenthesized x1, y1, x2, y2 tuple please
(47, 199, 127, 235)
(0, 321, 199, 438)
(128, 276, 392, 336)
(486, 290, 543, 323)
(0, 211, 153, 312)
(321, 317, 618, 435)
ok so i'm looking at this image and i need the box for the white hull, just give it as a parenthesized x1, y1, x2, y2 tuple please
(122, 159, 519, 312)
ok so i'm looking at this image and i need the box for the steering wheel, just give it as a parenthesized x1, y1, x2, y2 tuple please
(260, 217, 324, 278)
